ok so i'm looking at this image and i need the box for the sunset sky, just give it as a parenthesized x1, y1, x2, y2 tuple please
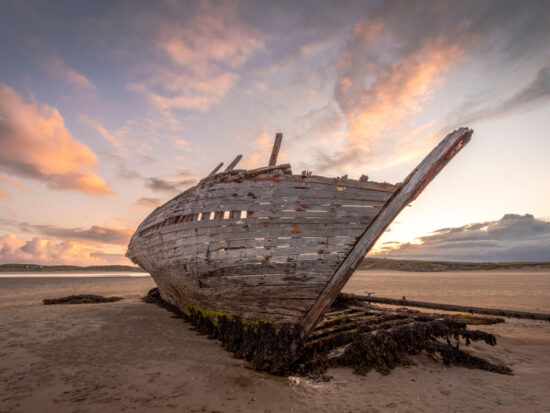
(0, 0, 549, 266)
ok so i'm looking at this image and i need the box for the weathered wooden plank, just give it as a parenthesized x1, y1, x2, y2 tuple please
(298, 127, 473, 339)
(224, 154, 242, 172)
(169, 246, 346, 262)
(243, 164, 291, 177)
(168, 197, 386, 214)
(208, 174, 398, 193)
(203, 286, 324, 300)
(269, 133, 283, 166)
(210, 179, 394, 196)
(136, 226, 364, 252)
(205, 273, 330, 286)
(188, 178, 394, 198)
(143, 220, 368, 242)
(207, 162, 224, 177)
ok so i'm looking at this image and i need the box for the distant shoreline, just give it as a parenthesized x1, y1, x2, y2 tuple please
(2, 259, 550, 273)
(0, 264, 145, 273)
(359, 258, 550, 272)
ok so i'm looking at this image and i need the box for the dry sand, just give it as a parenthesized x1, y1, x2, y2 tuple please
(1, 272, 549, 413)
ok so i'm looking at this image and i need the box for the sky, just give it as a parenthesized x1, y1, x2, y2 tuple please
(0, 0, 549, 266)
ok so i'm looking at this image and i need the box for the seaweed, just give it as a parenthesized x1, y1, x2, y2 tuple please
(143, 288, 301, 375)
(43, 294, 123, 305)
(336, 318, 511, 375)
(143, 288, 512, 377)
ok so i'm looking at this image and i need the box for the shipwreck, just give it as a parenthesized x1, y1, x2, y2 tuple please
(127, 128, 510, 375)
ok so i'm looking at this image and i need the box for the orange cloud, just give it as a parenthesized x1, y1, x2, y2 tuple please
(0, 84, 112, 195)
(308, 16, 464, 175)
(347, 43, 461, 140)
(0, 176, 23, 199)
(0, 233, 129, 266)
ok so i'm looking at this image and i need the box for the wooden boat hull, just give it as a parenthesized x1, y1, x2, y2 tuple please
(128, 174, 397, 323)
(127, 128, 472, 335)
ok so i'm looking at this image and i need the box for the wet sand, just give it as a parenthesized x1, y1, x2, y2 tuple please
(1, 272, 549, 412)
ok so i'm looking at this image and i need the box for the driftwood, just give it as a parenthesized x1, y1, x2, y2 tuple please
(340, 293, 550, 322)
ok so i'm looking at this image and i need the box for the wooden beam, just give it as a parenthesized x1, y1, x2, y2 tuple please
(340, 293, 550, 322)
(268, 133, 283, 166)
(207, 162, 224, 177)
(224, 155, 242, 172)
(298, 127, 473, 339)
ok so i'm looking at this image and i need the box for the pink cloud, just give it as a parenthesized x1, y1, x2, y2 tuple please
(0, 233, 129, 266)
(0, 175, 23, 199)
(0, 84, 112, 195)
(129, 0, 263, 113)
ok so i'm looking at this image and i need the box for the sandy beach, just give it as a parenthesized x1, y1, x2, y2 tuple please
(1, 271, 550, 413)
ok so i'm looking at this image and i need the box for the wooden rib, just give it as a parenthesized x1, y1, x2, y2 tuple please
(269, 133, 283, 166)
(224, 155, 242, 172)
(298, 127, 473, 339)
(207, 162, 224, 177)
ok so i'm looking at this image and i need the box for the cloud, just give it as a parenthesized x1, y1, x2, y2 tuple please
(455, 64, 550, 126)
(301, 0, 550, 174)
(44, 56, 96, 91)
(0, 176, 23, 199)
(319, 39, 461, 172)
(120, 164, 198, 194)
(136, 197, 161, 208)
(375, 214, 550, 262)
(127, 0, 263, 114)
(144, 171, 198, 193)
(0, 233, 129, 266)
(144, 177, 180, 192)
(117, 164, 141, 180)
(18, 223, 132, 245)
(503, 65, 550, 110)
(0, 218, 132, 246)
(0, 84, 112, 195)
(81, 116, 127, 154)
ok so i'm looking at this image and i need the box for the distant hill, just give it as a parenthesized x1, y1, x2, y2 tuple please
(3, 259, 549, 273)
(359, 258, 550, 272)
(0, 264, 146, 273)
